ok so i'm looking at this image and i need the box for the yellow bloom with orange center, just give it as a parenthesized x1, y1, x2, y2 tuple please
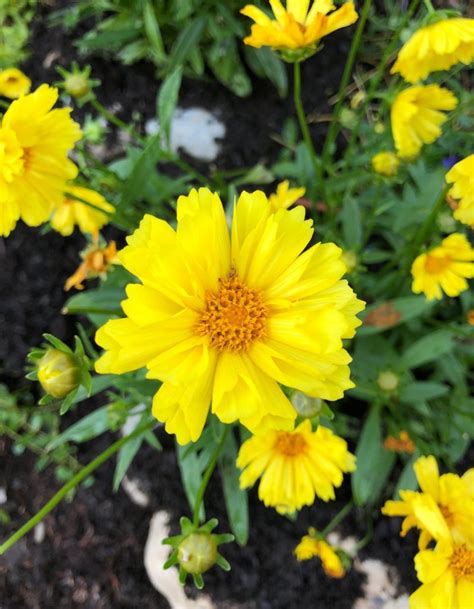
(409, 497, 474, 609)
(446, 155, 474, 227)
(391, 17, 474, 84)
(382, 455, 474, 550)
(0, 85, 82, 237)
(237, 419, 356, 513)
(295, 533, 346, 578)
(65, 240, 119, 291)
(51, 185, 115, 236)
(241, 0, 358, 57)
(95, 188, 364, 444)
(371, 151, 400, 177)
(411, 233, 474, 301)
(391, 85, 458, 159)
(268, 180, 305, 212)
(0, 68, 31, 99)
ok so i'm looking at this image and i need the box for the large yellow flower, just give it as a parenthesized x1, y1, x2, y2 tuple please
(446, 155, 474, 227)
(409, 497, 474, 609)
(411, 233, 474, 301)
(241, 0, 358, 55)
(0, 68, 31, 99)
(391, 17, 474, 84)
(382, 455, 474, 550)
(295, 532, 346, 578)
(237, 419, 356, 513)
(0, 84, 82, 237)
(50, 185, 115, 236)
(95, 188, 364, 444)
(391, 84, 458, 159)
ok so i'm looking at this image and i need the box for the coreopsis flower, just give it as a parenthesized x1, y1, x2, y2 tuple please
(95, 188, 364, 444)
(65, 240, 118, 291)
(391, 17, 474, 84)
(411, 233, 474, 301)
(409, 497, 474, 609)
(241, 0, 358, 60)
(0, 68, 31, 99)
(391, 85, 458, 159)
(295, 532, 346, 578)
(382, 455, 474, 550)
(0, 84, 82, 237)
(237, 420, 356, 513)
(371, 151, 400, 177)
(383, 431, 415, 454)
(50, 185, 115, 236)
(268, 180, 305, 211)
(446, 155, 474, 227)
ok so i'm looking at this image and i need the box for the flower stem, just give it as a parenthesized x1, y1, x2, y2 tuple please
(0, 420, 155, 556)
(423, 0, 435, 12)
(90, 97, 144, 144)
(321, 0, 373, 171)
(293, 61, 324, 199)
(321, 500, 354, 537)
(192, 427, 229, 526)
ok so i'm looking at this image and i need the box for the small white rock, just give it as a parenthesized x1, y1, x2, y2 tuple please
(121, 475, 150, 508)
(34, 521, 46, 544)
(0, 487, 7, 505)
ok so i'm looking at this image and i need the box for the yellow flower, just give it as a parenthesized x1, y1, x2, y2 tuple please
(295, 533, 346, 578)
(446, 155, 474, 227)
(268, 180, 305, 212)
(391, 18, 474, 84)
(65, 240, 119, 291)
(391, 85, 458, 159)
(409, 497, 474, 609)
(382, 455, 474, 550)
(371, 151, 400, 177)
(241, 0, 358, 57)
(0, 84, 82, 237)
(50, 185, 115, 236)
(411, 233, 474, 301)
(0, 68, 31, 99)
(237, 420, 356, 513)
(95, 188, 364, 444)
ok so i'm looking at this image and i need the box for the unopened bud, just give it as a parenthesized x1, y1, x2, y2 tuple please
(377, 371, 399, 393)
(342, 250, 358, 273)
(178, 533, 218, 575)
(292, 391, 324, 418)
(37, 349, 80, 399)
(64, 73, 90, 99)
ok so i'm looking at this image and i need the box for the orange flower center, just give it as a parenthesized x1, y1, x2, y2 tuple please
(196, 272, 267, 352)
(450, 545, 474, 582)
(274, 431, 308, 457)
(424, 253, 450, 274)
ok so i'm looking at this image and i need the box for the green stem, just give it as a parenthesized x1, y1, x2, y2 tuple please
(342, 0, 421, 164)
(423, 0, 435, 12)
(293, 62, 324, 199)
(91, 98, 144, 144)
(321, 500, 354, 537)
(354, 517, 373, 552)
(192, 427, 229, 526)
(321, 0, 373, 171)
(0, 420, 155, 556)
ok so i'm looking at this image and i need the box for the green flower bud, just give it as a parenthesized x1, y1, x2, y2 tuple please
(377, 371, 399, 393)
(177, 533, 218, 575)
(37, 349, 80, 399)
(291, 391, 324, 418)
(64, 73, 90, 99)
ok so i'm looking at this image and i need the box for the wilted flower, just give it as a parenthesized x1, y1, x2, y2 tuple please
(391, 84, 458, 159)
(50, 185, 115, 236)
(0, 68, 31, 99)
(391, 17, 474, 84)
(446, 154, 474, 227)
(364, 302, 401, 329)
(384, 431, 415, 454)
(371, 151, 400, 177)
(65, 240, 118, 291)
(411, 233, 474, 301)
(95, 188, 364, 445)
(295, 531, 346, 578)
(237, 420, 356, 513)
(268, 180, 305, 211)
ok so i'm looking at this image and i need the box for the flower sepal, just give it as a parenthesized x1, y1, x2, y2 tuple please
(56, 62, 100, 106)
(163, 517, 234, 589)
(422, 10, 462, 26)
(279, 46, 319, 63)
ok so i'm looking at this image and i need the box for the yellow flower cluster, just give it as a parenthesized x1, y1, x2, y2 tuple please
(237, 420, 355, 513)
(383, 456, 474, 608)
(411, 233, 474, 301)
(446, 155, 474, 228)
(294, 532, 345, 578)
(95, 188, 364, 444)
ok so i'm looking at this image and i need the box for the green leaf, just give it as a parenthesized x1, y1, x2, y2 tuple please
(352, 406, 396, 506)
(399, 382, 449, 403)
(47, 406, 110, 450)
(244, 46, 287, 97)
(219, 432, 249, 546)
(393, 454, 419, 499)
(120, 134, 164, 209)
(143, 0, 165, 62)
(177, 442, 205, 521)
(401, 330, 454, 369)
(157, 67, 183, 144)
(113, 415, 146, 491)
(342, 197, 362, 249)
(168, 16, 207, 74)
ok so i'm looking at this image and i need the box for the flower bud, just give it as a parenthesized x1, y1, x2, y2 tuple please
(177, 533, 218, 575)
(291, 391, 324, 418)
(377, 371, 399, 393)
(64, 73, 90, 99)
(37, 349, 80, 399)
(342, 250, 358, 273)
